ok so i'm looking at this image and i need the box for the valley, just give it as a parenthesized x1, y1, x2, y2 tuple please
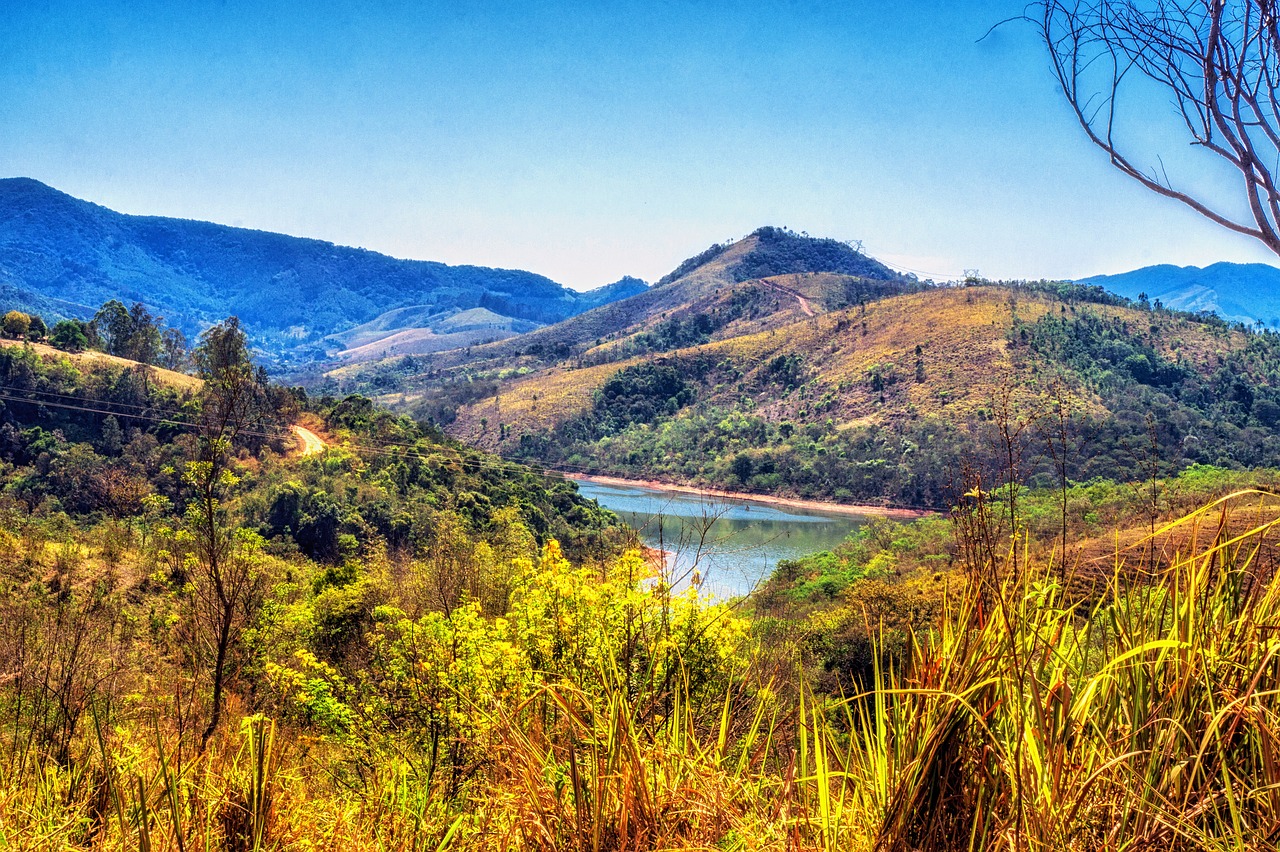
(15, 0, 1280, 846)
(3, 189, 1280, 850)
(326, 230, 1280, 515)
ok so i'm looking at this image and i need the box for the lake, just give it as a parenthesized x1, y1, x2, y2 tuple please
(573, 479, 870, 599)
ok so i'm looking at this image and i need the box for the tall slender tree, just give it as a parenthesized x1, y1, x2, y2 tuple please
(186, 317, 270, 749)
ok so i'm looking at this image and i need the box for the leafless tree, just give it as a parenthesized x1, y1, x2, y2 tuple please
(1037, 0, 1280, 255)
(1036, 378, 1085, 580)
(988, 378, 1040, 575)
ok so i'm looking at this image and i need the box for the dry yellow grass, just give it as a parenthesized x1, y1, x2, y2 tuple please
(0, 339, 201, 391)
(445, 283, 1258, 451)
(452, 357, 650, 448)
(455, 286, 1067, 444)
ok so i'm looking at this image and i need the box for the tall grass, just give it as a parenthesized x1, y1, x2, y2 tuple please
(3, 492, 1280, 849)
(847, 488, 1280, 851)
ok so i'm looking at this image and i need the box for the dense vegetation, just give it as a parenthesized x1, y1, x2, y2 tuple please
(458, 281, 1280, 510)
(3, 361, 1280, 849)
(0, 322, 615, 559)
(729, 226, 900, 282)
(7, 224, 1280, 848)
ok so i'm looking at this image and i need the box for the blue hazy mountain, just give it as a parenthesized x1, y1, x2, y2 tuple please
(1079, 262, 1280, 328)
(0, 178, 645, 354)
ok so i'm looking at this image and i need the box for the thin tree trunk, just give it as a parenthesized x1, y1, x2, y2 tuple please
(200, 603, 233, 751)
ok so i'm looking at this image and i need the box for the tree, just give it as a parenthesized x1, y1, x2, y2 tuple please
(159, 327, 188, 371)
(2, 311, 30, 340)
(91, 300, 130, 353)
(1035, 378, 1085, 578)
(91, 300, 162, 363)
(1038, 1, 1280, 256)
(186, 317, 271, 749)
(49, 320, 90, 353)
(26, 315, 46, 342)
(123, 302, 162, 363)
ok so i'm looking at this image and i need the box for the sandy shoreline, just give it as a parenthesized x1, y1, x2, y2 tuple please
(561, 472, 931, 520)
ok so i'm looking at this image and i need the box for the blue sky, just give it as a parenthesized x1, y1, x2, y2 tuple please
(2, 0, 1275, 289)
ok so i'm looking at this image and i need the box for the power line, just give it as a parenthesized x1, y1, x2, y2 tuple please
(0, 384, 198, 418)
(0, 387, 568, 483)
(0, 385, 800, 503)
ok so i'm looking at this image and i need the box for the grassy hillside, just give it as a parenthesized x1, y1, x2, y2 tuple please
(328, 308, 547, 363)
(328, 227, 906, 383)
(451, 285, 1052, 443)
(355, 271, 1280, 509)
(0, 337, 201, 391)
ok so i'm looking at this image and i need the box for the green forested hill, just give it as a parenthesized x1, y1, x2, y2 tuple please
(0, 178, 642, 364)
(0, 335, 617, 557)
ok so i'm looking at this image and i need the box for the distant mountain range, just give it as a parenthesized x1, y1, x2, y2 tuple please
(1078, 262, 1280, 328)
(11, 173, 1280, 378)
(0, 178, 646, 363)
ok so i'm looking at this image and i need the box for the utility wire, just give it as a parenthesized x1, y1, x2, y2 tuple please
(0, 387, 580, 484)
(0, 385, 777, 501)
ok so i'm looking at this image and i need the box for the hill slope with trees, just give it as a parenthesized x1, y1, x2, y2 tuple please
(330, 232, 1280, 510)
(0, 178, 644, 365)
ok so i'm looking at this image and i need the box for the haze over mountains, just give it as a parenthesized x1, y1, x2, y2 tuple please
(6, 176, 1280, 384)
(0, 178, 646, 364)
(1079, 262, 1280, 328)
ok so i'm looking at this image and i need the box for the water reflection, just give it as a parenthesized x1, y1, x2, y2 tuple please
(574, 480, 868, 599)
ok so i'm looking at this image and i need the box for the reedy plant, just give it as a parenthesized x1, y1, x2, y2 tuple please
(847, 488, 1280, 851)
(6, 494, 1280, 851)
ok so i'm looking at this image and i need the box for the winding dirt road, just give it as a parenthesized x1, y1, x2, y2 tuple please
(290, 424, 326, 455)
(768, 282, 815, 317)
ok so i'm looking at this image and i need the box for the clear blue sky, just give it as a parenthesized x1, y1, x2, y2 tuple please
(2, 0, 1275, 289)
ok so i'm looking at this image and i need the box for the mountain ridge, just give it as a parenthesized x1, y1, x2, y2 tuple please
(0, 178, 642, 364)
(322, 227, 913, 399)
(1079, 261, 1280, 328)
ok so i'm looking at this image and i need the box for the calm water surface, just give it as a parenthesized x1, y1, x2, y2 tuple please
(574, 480, 869, 599)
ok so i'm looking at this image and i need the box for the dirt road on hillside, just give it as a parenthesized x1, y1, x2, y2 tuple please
(291, 424, 326, 455)
(767, 283, 815, 317)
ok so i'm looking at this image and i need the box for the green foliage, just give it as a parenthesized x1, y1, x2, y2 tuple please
(731, 226, 901, 282)
(1023, 306, 1280, 473)
(0, 344, 195, 515)
(632, 311, 717, 352)
(49, 318, 90, 352)
(241, 394, 617, 563)
(520, 403, 968, 506)
(592, 361, 695, 434)
(92, 299, 165, 364)
(1, 309, 31, 339)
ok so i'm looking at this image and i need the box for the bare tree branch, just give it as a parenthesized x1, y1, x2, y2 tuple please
(1035, 0, 1280, 254)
